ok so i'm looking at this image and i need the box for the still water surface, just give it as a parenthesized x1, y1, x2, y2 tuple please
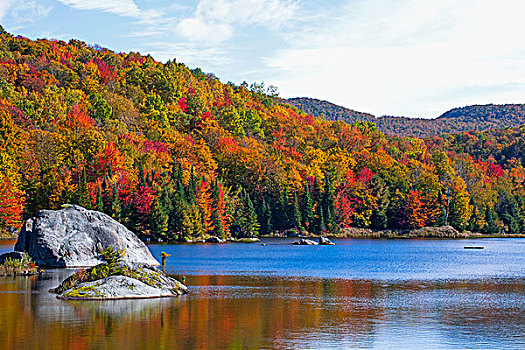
(0, 238, 524, 349)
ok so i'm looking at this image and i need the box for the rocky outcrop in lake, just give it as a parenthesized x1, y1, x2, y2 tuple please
(293, 239, 318, 245)
(292, 237, 335, 245)
(58, 275, 183, 300)
(319, 236, 336, 245)
(233, 237, 261, 243)
(15, 205, 159, 267)
(53, 259, 188, 300)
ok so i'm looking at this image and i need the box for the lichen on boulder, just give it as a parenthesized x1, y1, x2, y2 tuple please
(58, 275, 186, 300)
(52, 247, 188, 300)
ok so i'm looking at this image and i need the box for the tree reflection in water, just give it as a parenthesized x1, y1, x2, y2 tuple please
(0, 272, 524, 349)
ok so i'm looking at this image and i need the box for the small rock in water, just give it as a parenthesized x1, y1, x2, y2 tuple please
(292, 239, 318, 245)
(236, 237, 261, 243)
(318, 236, 336, 245)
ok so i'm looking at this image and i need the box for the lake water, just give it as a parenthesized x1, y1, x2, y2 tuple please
(0, 238, 524, 349)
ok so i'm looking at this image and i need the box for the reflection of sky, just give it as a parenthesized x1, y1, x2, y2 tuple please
(0, 241, 16, 256)
(149, 238, 525, 281)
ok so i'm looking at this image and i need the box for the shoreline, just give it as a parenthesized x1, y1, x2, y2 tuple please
(3, 232, 524, 244)
(327, 233, 525, 239)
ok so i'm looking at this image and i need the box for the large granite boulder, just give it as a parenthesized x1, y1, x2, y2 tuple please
(14, 205, 159, 267)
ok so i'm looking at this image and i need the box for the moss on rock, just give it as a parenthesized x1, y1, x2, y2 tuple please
(52, 248, 188, 300)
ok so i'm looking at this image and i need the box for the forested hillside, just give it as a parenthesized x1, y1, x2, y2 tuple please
(286, 98, 375, 124)
(1, 29, 525, 240)
(288, 97, 525, 138)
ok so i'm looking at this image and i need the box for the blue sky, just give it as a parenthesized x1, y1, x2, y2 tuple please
(2, 0, 525, 118)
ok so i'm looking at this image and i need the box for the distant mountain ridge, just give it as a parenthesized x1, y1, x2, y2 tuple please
(286, 97, 525, 138)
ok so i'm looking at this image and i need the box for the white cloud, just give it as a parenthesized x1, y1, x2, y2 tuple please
(0, 0, 51, 23)
(176, 0, 297, 44)
(0, 0, 12, 20)
(58, 0, 142, 17)
(177, 17, 234, 43)
(266, 0, 525, 117)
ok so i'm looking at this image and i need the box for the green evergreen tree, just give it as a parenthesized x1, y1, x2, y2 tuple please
(170, 191, 186, 239)
(234, 189, 259, 237)
(259, 196, 273, 235)
(301, 182, 314, 232)
(106, 163, 113, 180)
(244, 190, 260, 236)
(313, 202, 325, 234)
(436, 205, 447, 227)
(245, 109, 264, 138)
(110, 182, 121, 222)
(517, 194, 525, 235)
(187, 166, 197, 205)
(77, 169, 91, 209)
(182, 202, 203, 239)
(273, 189, 290, 231)
(325, 206, 335, 233)
(159, 183, 175, 237)
(467, 200, 475, 232)
(322, 176, 336, 233)
(167, 164, 187, 238)
(292, 193, 303, 231)
(174, 164, 186, 202)
(211, 180, 225, 238)
(497, 189, 520, 234)
(212, 210, 225, 238)
(149, 196, 168, 238)
(485, 206, 498, 234)
(468, 200, 485, 232)
(370, 177, 390, 229)
(89, 93, 112, 125)
(96, 183, 104, 213)
(138, 163, 146, 186)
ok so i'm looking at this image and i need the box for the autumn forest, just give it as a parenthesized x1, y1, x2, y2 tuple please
(1, 27, 525, 241)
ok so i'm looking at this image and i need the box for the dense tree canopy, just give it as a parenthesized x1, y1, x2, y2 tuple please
(1, 30, 524, 239)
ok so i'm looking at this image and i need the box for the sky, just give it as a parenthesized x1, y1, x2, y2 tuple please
(2, 0, 525, 118)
